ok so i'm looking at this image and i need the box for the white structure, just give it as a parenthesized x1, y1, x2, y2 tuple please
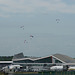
(11, 53, 75, 71)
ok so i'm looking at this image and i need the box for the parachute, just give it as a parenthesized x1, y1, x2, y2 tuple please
(56, 19, 60, 23)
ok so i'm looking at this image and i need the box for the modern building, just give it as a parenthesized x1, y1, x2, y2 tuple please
(12, 53, 75, 64)
(12, 53, 75, 71)
(0, 53, 75, 71)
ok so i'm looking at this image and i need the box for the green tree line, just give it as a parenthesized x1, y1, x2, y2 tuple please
(0, 56, 13, 61)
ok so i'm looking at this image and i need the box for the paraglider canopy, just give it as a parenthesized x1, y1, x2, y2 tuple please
(56, 19, 60, 23)
(30, 35, 34, 38)
(20, 25, 24, 30)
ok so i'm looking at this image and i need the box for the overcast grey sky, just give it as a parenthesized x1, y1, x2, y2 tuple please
(0, 0, 75, 57)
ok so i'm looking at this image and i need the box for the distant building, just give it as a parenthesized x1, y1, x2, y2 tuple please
(12, 53, 75, 64)
(0, 56, 13, 69)
(0, 61, 13, 69)
(12, 53, 75, 71)
(0, 53, 75, 71)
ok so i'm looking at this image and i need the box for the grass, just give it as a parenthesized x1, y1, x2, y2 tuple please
(0, 72, 8, 75)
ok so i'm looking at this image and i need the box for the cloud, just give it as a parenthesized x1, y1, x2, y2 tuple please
(0, 0, 75, 17)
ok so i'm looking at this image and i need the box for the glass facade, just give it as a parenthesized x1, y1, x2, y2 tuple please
(34, 57, 52, 63)
(13, 56, 62, 65)
(14, 59, 34, 63)
(13, 57, 52, 63)
(55, 59, 62, 63)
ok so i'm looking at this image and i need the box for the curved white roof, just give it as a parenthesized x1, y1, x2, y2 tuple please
(12, 53, 75, 63)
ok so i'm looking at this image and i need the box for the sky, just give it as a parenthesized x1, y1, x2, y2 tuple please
(0, 0, 75, 57)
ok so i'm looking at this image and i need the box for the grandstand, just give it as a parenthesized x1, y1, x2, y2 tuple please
(12, 53, 75, 66)
(0, 53, 75, 71)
